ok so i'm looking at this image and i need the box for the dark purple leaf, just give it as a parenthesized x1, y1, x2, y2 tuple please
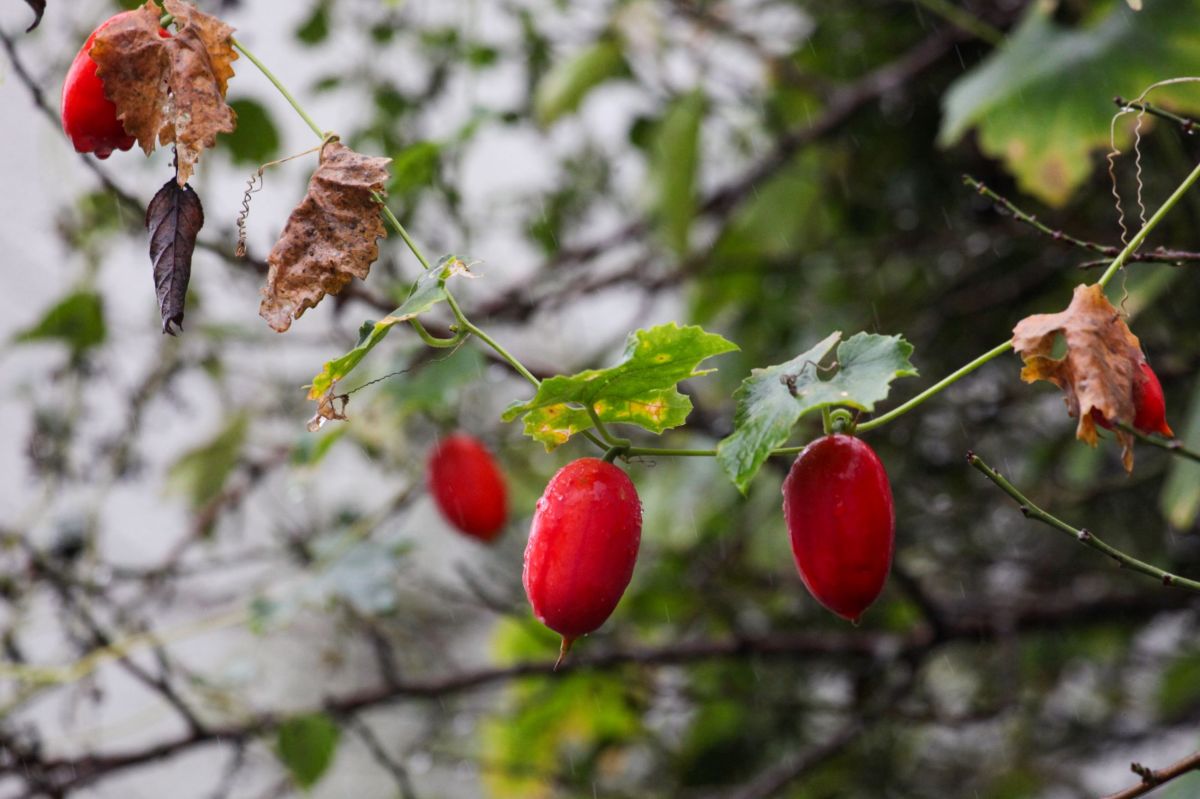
(146, 179, 204, 335)
(23, 0, 46, 32)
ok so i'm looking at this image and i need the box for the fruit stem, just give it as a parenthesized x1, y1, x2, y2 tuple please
(587, 405, 632, 449)
(969, 452, 1200, 592)
(624, 446, 716, 457)
(554, 637, 574, 670)
(602, 445, 627, 463)
(232, 38, 324, 141)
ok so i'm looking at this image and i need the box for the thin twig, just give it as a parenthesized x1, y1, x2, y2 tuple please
(1117, 423, 1200, 465)
(1115, 96, 1200, 136)
(968, 452, 1200, 592)
(7, 588, 1187, 795)
(964, 176, 1200, 265)
(1102, 749, 1200, 799)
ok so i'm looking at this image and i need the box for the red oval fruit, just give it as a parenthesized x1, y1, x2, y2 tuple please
(61, 13, 169, 159)
(427, 434, 508, 542)
(523, 458, 642, 660)
(1090, 361, 1173, 437)
(782, 434, 894, 623)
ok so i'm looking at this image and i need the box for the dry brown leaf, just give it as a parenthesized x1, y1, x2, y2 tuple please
(1012, 283, 1144, 470)
(259, 140, 392, 333)
(146, 179, 204, 335)
(89, 3, 171, 154)
(162, 0, 237, 184)
(307, 389, 350, 433)
(91, 0, 237, 185)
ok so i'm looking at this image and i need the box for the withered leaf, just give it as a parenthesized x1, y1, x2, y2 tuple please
(91, 0, 238, 185)
(259, 140, 392, 333)
(1012, 283, 1144, 470)
(89, 3, 171, 154)
(307, 390, 349, 433)
(146, 179, 204, 335)
(161, 0, 238, 184)
(23, 0, 46, 32)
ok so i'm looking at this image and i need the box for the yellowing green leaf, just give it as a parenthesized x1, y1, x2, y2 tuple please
(940, 2, 1200, 205)
(307, 258, 458, 401)
(502, 323, 738, 449)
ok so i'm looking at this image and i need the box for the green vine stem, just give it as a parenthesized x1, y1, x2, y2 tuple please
(968, 452, 1200, 592)
(856, 341, 1013, 433)
(1097, 159, 1200, 287)
(856, 158, 1200, 433)
(232, 39, 324, 141)
(410, 319, 465, 348)
(1117, 423, 1200, 464)
(586, 405, 631, 449)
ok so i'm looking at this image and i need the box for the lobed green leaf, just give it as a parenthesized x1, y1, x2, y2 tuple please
(940, 2, 1200, 205)
(503, 323, 738, 449)
(307, 258, 459, 400)
(717, 332, 917, 493)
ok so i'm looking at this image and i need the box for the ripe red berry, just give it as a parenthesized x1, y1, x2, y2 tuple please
(61, 13, 169, 159)
(1090, 361, 1173, 438)
(523, 458, 642, 662)
(427, 434, 508, 542)
(782, 434, 895, 623)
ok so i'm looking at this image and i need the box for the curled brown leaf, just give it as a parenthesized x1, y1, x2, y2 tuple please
(259, 140, 392, 333)
(91, 0, 237, 185)
(23, 0, 47, 32)
(1012, 283, 1144, 470)
(161, 0, 238, 184)
(146, 179, 205, 335)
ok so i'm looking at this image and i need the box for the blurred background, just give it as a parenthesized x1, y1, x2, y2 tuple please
(4, 0, 1200, 796)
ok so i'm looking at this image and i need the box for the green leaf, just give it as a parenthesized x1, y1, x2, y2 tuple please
(940, 2, 1200, 205)
(276, 713, 340, 789)
(290, 426, 347, 467)
(717, 333, 917, 492)
(14, 290, 106, 356)
(168, 414, 248, 515)
(295, 1, 330, 46)
(1161, 376, 1200, 530)
(482, 618, 640, 799)
(385, 347, 485, 415)
(649, 91, 705, 254)
(388, 141, 441, 196)
(1157, 651, 1200, 721)
(307, 259, 459, 400)
(533, 37, 628, 126)
(503, 323, 738, 450)
(223, 99, 280, 165)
